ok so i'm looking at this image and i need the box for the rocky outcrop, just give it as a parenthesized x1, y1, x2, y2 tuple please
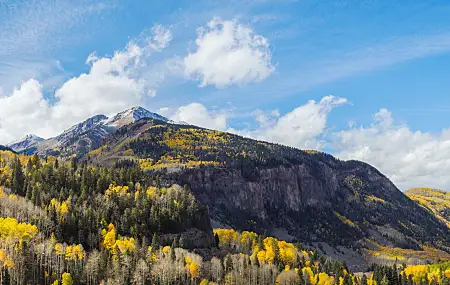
(162, 158, 450, 252)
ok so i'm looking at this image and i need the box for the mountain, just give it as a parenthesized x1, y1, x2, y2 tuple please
(7, 134, 44, 153)
(84, 119, 450, 270)
(104, 106, 168, 129)
(19, 106, 168, 157)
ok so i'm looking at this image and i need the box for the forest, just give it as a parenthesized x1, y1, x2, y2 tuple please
(1, 149, 450, 284)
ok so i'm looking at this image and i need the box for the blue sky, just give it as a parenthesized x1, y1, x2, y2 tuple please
(1, 0, 450, 190)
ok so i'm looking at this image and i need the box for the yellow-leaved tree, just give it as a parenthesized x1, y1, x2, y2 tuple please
(61, 272, 73, 285)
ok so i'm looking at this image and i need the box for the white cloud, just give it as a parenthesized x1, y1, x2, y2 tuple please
(149, 24, 173, 51)
(234, 96, 347, 149)
(0, 79, 52, 142)
(184, 17, 274, 88)
(0, 24, 172, 144)
(51, 43, 144, 128)
(50, 24, 172, 131)
(169, 103, 228, 130)
(334, 109, 450, 190)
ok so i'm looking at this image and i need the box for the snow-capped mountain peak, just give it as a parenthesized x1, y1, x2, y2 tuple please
(62, 114, 108, 136)
(105, 106, 168, 129)
(8, 134, 43, 144)
(9, 106, 170, 156)
(7, 134, 44, 152)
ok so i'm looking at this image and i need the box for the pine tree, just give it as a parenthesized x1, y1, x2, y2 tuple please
(151, 233, 160, 251)
(215, 233, 220, 248)
(11, 157, 25, 196)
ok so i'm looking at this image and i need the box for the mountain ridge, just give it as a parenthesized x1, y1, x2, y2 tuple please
(7, 134, 44, 152)
(8, 106, 169, 156)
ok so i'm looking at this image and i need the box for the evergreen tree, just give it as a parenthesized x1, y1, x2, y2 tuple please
(151, 233, 160, 251)
(11, 157, 25, 195)
(215, 233, 220, 248)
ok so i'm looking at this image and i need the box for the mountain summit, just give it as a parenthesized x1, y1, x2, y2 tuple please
(8, 106, 169, 156)
(7, 134, 44, 152)
(105, 106, 168, 129)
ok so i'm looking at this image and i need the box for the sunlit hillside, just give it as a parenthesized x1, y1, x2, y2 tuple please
(405, 188, 450, 227)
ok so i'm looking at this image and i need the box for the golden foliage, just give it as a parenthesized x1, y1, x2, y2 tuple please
(65, 245, 84, 261)
(0, 249, 15, 268)
(61, 272, 73, 285)
(0, 217, 38, 244)
(49, 198, 70, 221)
(366, 195, 386, 203)
(406, 187, 450, 227)
(102, 223, 136, 256)
(102, 223, 117, 251)
(105, 184, 130, 200)
(214, 228, 305, 267)
(334, 211, 358, 228)
(365, 241, 450, 263)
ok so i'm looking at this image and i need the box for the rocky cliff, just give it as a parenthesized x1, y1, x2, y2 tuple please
(169, 159, 448, 249)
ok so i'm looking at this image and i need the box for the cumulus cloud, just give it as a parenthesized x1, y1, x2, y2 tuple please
(0, 24, 172, 144)
(168, 103, 228, 130)
(184, 17, 274, 88)
(234, 96, 348, 149)
(52, 25, 172, 129)
(51, 43, 144, 128)
(334, 109, 450, 190)
(0, 79, 52, 142)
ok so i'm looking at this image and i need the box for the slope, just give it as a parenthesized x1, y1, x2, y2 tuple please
(406, 187, 450, 227)
(85, 119, 450, 269)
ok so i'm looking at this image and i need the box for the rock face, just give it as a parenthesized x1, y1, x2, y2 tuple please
(161, 159, 450, 271)
(170, 158, 449, 250)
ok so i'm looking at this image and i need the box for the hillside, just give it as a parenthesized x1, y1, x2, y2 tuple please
(0, 145, 16, 153)
(83, 117, 450, 269)
(0, 149, 370, 285)
(405, 188, 450, 227)
(1, 149, 450, 284)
